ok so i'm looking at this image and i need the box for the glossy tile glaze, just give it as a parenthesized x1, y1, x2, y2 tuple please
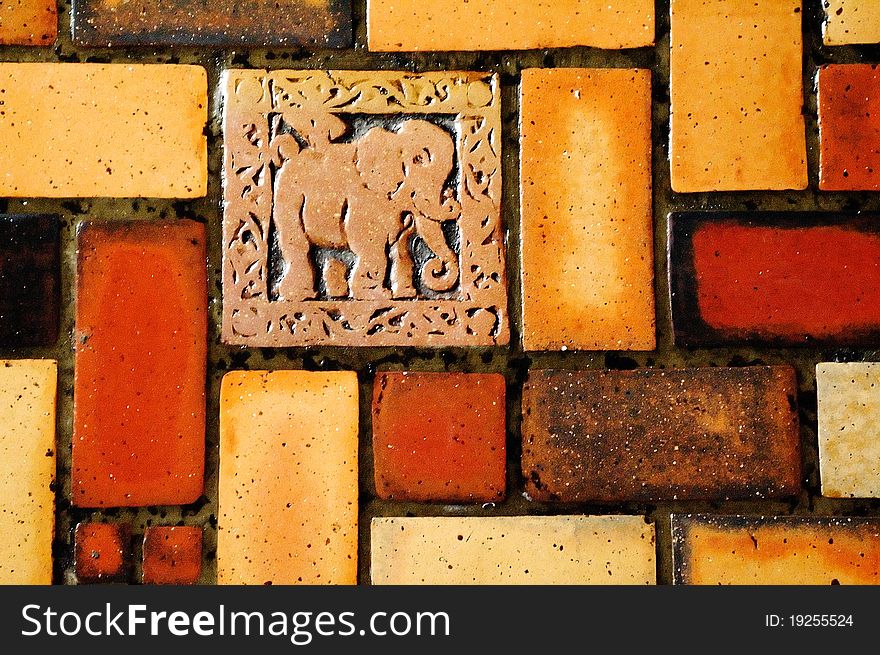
(0, 214, 59, 348)
(520, 68, 654, 352)
(367, 0, 654, 51)
(0, 0, 56, 45)
(824, 1, 880, 45)
(221, 69, 507, 348)
(372, 372, 506, 502)
(0, 63, 207, 198)
(73, 221, 207, 508)
(669, 0, 807, 192)
(672, 515, 880, 585)
(670, 213, 880, 346)
(218, 371, 359, 585)
(819, 65, 880, 191)
(522, 367, 801, 502)
(142, 526, 203, 585)
(0, 360, 56, 585)
(75, 523, 129, 584)
(817, 363, 880, 499)
(371, 516, 656, 585)
(73, 0, 351, 47)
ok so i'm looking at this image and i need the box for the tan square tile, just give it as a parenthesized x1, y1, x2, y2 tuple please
(824, 1, 880, 45)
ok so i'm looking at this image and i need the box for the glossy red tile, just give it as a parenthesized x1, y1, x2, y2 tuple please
(75, 522, 129, 584)
(142, 526, 202, 585)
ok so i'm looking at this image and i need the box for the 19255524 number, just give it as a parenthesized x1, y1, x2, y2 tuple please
(765, 614, 854, 628)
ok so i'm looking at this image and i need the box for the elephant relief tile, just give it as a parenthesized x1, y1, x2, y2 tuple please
(221, 69, 507, 348)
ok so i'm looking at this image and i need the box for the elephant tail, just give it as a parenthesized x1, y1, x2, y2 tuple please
(416, 216, 460, 293)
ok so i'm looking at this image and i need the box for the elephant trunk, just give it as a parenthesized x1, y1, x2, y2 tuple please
(416, 213, 460, 293)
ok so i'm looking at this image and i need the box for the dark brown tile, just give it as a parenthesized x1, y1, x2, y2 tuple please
(0, 214, 59, 348)
(75, 522, 130, 584)
(72, 1, 351, 47)
(522, 367, 801, 502)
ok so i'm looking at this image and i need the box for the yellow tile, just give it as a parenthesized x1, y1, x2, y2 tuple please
(218, 370, 359, 585)
(0, 0, 57, 45)
(0, 63, 207, 198)
(670, 0, 807, 192)
(371, 515, 656, 584)
(0, 360, 56, 585)
(817, 363, 880, 498)
(825, 1, 880, 45)
(367, 0, 654, 51)
(520, 68, 655, 351)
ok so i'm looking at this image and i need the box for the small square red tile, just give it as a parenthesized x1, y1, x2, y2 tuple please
(142, 526, 202, 585)
(372, 372, 506, 503)
(75, 523, 129, 584)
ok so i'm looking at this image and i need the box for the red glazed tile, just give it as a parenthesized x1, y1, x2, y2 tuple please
(670, 213, 880, 346)
(142, 526, 202, 585)
(73, 221, 208, 508)
(522, 367, 801, 503)
(75, 523, 130, 584)
(372, 372, 506, 502)
(0, 0, 56, 45)
(819, 65, 880, 191)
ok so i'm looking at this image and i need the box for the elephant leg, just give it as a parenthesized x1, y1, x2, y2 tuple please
(389, 216, 417, 300)
(347, 219, 391, 301)
(273, 190, 317, 301)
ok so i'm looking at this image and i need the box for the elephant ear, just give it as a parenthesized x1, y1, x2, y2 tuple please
(355, 127, 407, 197)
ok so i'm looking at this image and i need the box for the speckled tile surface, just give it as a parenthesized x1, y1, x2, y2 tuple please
(824, 0, 880, 45)
(142, 526, 203, 585)
(0, 0, 56, 45)
(74, 522, 129, 584)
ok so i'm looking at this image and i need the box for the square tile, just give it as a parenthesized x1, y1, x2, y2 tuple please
(0, 360, 56, 585)
(0, 0, 56, 45)
(817, 363, 880, 498)
(73, 221, 207, 508)
(367, 0, 654, 51)
(672, 515, 880, 585)
(142, 526, 203, 585)
(520, 68, 655, 351)
(819, 64, 880, 191)
(669, 0, 807, 191)
(218, 371, 359, 585)
(0, 63, 207, 198)
(371, 516, 656, 585)
(372, 372, 506, 502)
(824, 1, 880, 45)
(75, 522, 130, 584)
(522, 367, 801, 502)
(221, 69, 507, 347)
(72, 1, 351, 47)
(0, 214, 60, 348)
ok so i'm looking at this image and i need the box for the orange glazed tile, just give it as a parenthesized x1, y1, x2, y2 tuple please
(0, 360, 56, 585)
(218, 371, 359, 585)
(673, 515, 880, 585)
(669, 0, 807, 192)
(0, 1, 56, 45)
(819, 65, 880, 191)
(75, 523, 130, 584)
(0, 63, 207, 198)
(73, 221, 207, 508)
(142, 526, 202, 585)
(367, 0, 654, 51)
(372, 372, 506, 503)
(520, 68, 655, 352)
(824, 1, 880, 45)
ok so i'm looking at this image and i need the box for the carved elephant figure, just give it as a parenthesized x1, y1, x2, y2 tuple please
(270, 115, 461, 302)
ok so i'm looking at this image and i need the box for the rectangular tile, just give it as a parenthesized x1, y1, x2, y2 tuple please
(669, 0, 807, 191)
(0, 0, 56, 45)
(73, 221, 207, 508)
(0, 360, 56, 585)
(222, 69, 506, 348)
(819, 64, 880, 191)
(218, 371, 359, 585)
(372, 372, 506, 503)
(367, 0, 654, 51)
(824, 1, 880, 45)
(522, 368, 800, 502)
(520, 68, 655, 352)
(72, 0, 351, 47)
(670, 213, 880, 346)
(0, 63, 207, 198)
(75, 522, 129, 584)
(817, 363, 880, 498)
(142, 526, 203, 585)
(371, 516, 656, 585)
(672, 515, 880, 585)
(0, 214, 60, 348)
